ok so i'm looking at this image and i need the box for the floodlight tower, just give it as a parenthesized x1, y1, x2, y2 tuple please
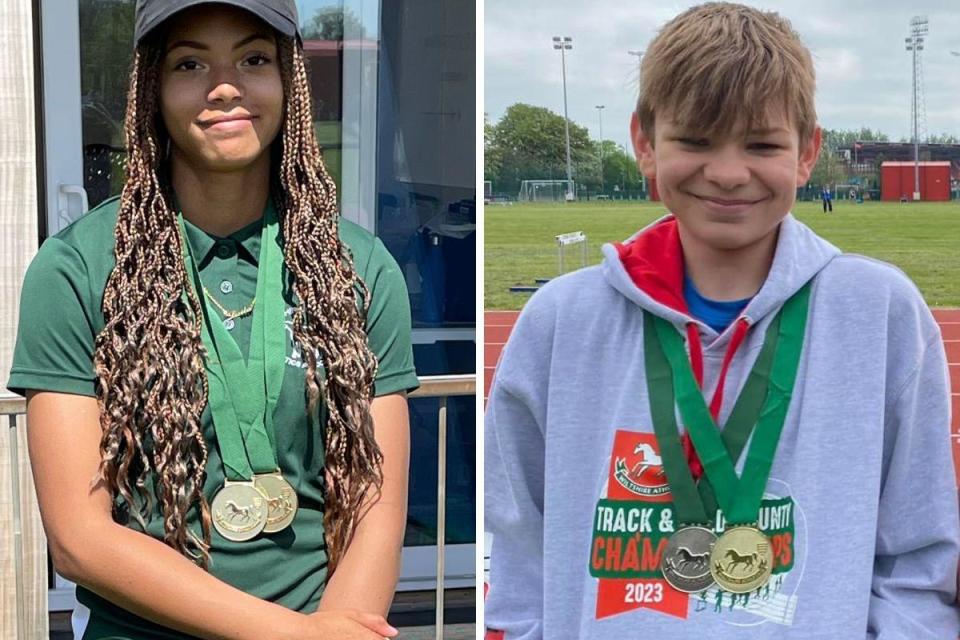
(905, 16, 929, 200)
(596, 105, 605, 192)
(553, 36, 574, 201)
(628, 50, 646, 193)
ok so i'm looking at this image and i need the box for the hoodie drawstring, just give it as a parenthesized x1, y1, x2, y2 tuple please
(685, 323, 704, 387)
(680, 317, 752, 481)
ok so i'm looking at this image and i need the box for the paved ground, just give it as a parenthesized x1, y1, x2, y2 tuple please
(485, 308, 960, 484)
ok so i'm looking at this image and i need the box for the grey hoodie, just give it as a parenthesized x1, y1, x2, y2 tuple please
(484, 214, 960, 638)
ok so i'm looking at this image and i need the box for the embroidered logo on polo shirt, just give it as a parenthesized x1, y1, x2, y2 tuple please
(284, 307, 323, 369)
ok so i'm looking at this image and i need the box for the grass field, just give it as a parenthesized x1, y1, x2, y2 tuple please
(485, 200, 960, 310)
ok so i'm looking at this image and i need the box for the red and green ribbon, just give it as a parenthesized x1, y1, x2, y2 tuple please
(644, 282, 811, 526)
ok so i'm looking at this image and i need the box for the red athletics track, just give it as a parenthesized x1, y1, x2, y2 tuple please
(484, 309, 960, 485)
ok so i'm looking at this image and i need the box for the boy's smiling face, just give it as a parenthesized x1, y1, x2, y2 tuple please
(631, 107, 821, 253)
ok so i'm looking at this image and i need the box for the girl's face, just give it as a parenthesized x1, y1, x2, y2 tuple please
(159, 4, 284, 172)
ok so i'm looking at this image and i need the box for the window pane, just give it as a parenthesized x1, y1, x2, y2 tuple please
(79, 0, 134, 208)
(376, 0, 476, 329)
(375, 0, 476, 547)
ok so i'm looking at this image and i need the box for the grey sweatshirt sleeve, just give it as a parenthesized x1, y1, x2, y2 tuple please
(484, 293, 554, 640)
(867, 329, 960, 638)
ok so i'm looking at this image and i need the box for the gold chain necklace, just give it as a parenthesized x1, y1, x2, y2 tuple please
(202, 286, 256, 320)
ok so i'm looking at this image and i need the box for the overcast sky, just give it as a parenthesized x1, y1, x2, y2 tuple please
(484, 0, 960, 152)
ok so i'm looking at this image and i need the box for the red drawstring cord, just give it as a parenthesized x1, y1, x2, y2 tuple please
(680, 317, 751, 481)
(710, 318, 750, 418)
(685, 323, 704, 387)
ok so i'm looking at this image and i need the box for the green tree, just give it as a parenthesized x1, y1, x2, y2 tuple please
(594, 140, 642, 193)
(809, 147, 842, 189)
(810, 128, 891, 189)
(484, 113, 501, 184)
(821, 127, 889, 149)
(486, 103, 598, 195)
(79, 0, 135, 143)
(928, 133, 960, 144)
(302, 6, 365, 40)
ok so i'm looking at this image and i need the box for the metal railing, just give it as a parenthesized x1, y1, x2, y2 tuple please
(408, 374, 476, 639)
(2, 372, 476, 640)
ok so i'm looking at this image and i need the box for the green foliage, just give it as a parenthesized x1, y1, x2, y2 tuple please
(302, 5, 365, 40)
(486, 103, 638, 195)
(79, 0, 135, 145)
(808, 128, 891, 190)
(809, 147, 842, 189)
(928, 133, 960, 144)
(595, 141, 642, 193)
(820, 127, 889, 151)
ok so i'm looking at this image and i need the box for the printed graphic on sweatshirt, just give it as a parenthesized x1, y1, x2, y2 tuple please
(591, 430, 805, 625)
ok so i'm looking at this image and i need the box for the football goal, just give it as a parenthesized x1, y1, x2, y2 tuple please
(518, 180, 575, 202)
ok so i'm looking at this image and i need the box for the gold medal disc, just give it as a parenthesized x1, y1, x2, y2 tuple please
(254, 472, 298, 533)
(212, 481, 268, 542)
(709, 526, 773, 593)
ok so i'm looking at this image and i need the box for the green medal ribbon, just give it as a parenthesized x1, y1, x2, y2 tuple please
(644, 305, 782, 525)
(695, 310, 781, 516)
(643, 312, 709, 525)
(648, 283, 811, 526)
(261, 210, 288, 453)
(177, 199, 286, 482)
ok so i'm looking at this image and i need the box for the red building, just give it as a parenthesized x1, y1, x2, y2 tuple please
(880, 161, 951, 201)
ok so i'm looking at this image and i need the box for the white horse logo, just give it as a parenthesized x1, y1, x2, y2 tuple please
(631, 443, 665, 479)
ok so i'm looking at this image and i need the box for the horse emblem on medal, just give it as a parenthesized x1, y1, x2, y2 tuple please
(211, 481, 268, 542)
(709, 526, 773, 593)
(660, 526, 717, 592)
(254, 472, 298, 533)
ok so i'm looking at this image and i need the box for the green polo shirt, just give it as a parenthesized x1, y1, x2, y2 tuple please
(7, 196, 419, 639)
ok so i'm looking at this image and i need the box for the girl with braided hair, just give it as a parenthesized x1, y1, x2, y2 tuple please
(8, 2, 419, 638)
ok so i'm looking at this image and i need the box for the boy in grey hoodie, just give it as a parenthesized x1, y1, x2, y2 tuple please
(484, 3, 960, 638)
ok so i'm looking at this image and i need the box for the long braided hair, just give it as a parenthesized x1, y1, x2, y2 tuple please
(92, 31, 381, 574)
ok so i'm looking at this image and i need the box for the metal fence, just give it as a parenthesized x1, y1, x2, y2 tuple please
(2, 373, 475, 640)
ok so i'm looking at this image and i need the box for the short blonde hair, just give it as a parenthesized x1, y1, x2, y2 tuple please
(637, 2, 816, 146)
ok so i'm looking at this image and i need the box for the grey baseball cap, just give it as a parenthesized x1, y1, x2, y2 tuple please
(134, 0, 300, 45)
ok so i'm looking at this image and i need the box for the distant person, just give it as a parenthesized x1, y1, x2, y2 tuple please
(821, 185, 833, 212)
(485, 2, 959, 638)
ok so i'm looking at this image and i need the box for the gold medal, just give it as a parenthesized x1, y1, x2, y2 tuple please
(211, 480, 268, 542)
(709, 525, 773, 593)
(660, 526, 717, 593)
(254, 471, 298, 533)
